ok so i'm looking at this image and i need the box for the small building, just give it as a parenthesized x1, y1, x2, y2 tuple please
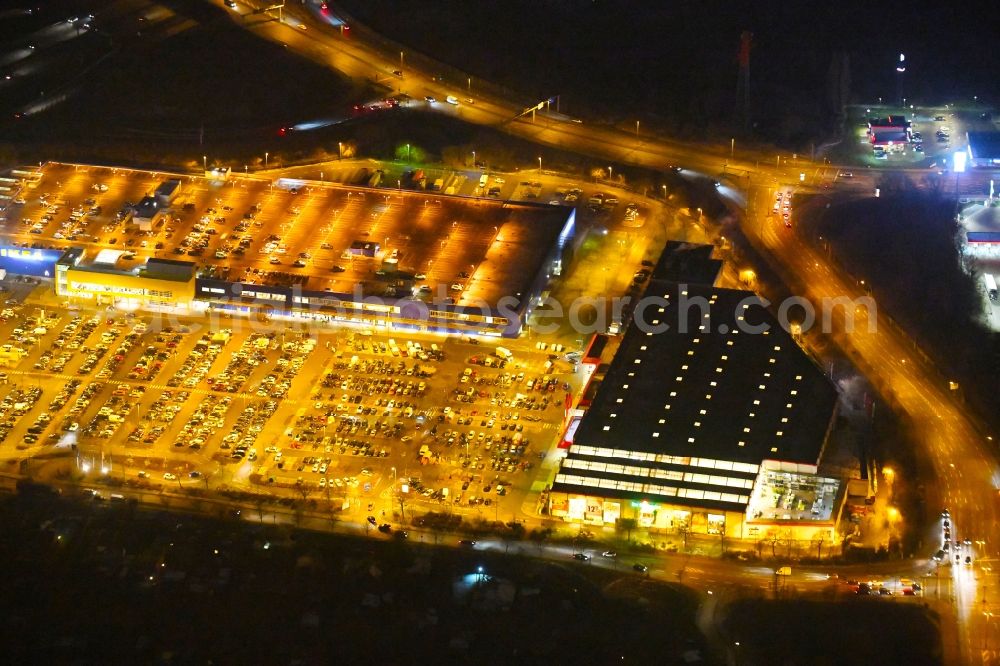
(867, 115, 909, 135)
(652, 241, 723, 286)
(870, 129, 909, 152)
(54, 249, 196, 308)
(349, 240, 380, 257)
(967, 132, 1000, 168)
(867, 115, 911, 153)
(154, 179, 182, 205)
(132, 196, 164, 231)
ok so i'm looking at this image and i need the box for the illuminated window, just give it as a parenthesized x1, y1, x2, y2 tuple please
(687, 437, 695, 443)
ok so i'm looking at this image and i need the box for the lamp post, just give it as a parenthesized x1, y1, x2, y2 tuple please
(896, 53, 906, 107)
(731, 137, 735, 158)
(471, 150, 476, 168)
(635, 120, 640, 136)
(400, 51, 404, 68)
(337, 142, 343, 160)
(537, 156, 542, 173)
(202, 155, 207, 171)
(467, 77, 471, 92)
(661, 184, 667, 199)
(406, 143, 411, 162)
(608, 165, 613, 182)
(264, 152, 269, 168)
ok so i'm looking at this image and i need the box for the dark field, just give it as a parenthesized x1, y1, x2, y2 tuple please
(0, 489, 708, 664)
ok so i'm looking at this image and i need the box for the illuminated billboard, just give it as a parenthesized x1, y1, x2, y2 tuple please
(0, 245, 66, 277)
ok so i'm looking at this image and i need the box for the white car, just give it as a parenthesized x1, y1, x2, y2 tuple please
(163, 473, 177, 481)
(446, 95, 460, 105)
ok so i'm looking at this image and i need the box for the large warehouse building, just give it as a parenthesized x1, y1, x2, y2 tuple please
(548, 245, 841, 542)
(0, 163, 579, 337)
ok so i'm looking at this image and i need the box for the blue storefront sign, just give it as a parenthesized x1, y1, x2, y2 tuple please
(0, 246, 65, 277)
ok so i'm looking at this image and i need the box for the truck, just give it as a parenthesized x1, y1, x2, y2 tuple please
(494, 346, 513, 362)
(986, 274, 998, 302)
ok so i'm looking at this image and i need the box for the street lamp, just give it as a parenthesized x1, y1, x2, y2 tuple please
(896, 53, 906, 107)
(731, 137, 735, 158)
(337, 142, 343, 160)
(635, 120, 640, 136)
(202, 155, 207, 171)
(608, 165, 613, 181)
(400, 51, 404, 68)
(661, 184, 667, 199)
(537, 156, 542, 172)
(406, 143, 411, 162)
(264, 151, 269, 168)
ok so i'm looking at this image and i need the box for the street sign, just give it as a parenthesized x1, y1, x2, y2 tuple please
(363, 482, 371, 493)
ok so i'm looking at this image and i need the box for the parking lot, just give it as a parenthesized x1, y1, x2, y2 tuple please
(2, 163, 575, 309)
(0, 294, 574, 520)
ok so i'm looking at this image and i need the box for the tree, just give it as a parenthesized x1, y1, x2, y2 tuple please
(616, 517, 638, 543)
(528, 527, 553, 554)
(678, 523, 692, 552)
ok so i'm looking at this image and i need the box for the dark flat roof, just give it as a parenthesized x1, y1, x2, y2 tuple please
(651, 242, 722, 286)
(871, 129, 909, 144)
(145, 258, 196, 281)
(968, 132, 1000, 160)
(967, 231, 1000, 243)
(572, 283, 837, 466)
(133, 196, 161, 219)
(869, 115, 908, 128)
